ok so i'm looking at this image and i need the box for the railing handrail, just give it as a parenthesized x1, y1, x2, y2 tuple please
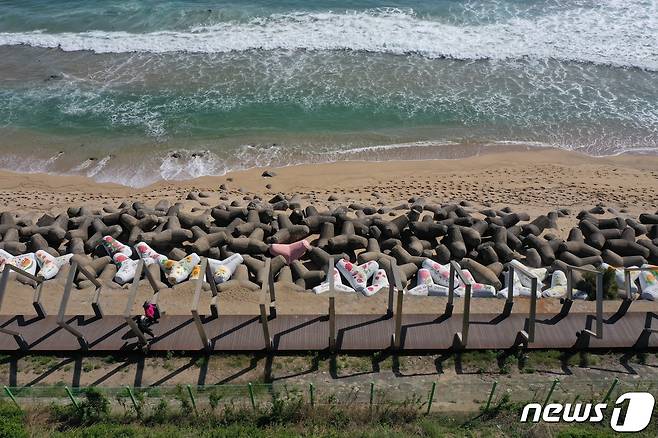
(1, 263, 44, 284)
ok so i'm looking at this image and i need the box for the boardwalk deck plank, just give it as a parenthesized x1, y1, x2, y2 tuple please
(0, 310, 656, 352)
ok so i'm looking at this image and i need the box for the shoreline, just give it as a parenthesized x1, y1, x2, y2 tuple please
(0, 141, 656, 191)
(1, 147, 657, 215)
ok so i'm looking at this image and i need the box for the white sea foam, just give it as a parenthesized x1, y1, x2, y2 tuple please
(331, 141, 459, 155)
(0, 3, 655, 70)
(0, 138, 656, 188)
(158, 150, 228, 182)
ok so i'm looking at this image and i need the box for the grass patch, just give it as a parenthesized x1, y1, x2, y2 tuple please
(333, 355, 373, 374)
(18, 391, 655, 438)
(24, 355, 59, 373)
(460, 350, 498, 374)
(223, 354, 252, 369)
(522, 350, 563, 372)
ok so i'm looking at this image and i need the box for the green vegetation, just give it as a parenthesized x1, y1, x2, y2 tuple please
(2, 389, 657, 438)
(0, 401, 26, 438)
(577, 268, 618, 300)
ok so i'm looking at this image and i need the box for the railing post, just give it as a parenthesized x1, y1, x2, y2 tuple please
(447, 262, 456, 313)
(0, 263, 49, 342)
(387, 260, 396, 317)
(624, 270, 633, 301)
(57, 262, 88, 349)
(595, 271, 604, 338)
(259, 304, 272, 351)
(309, 383, 315, 407)
(328, 297, 336, 351)
(32, 279, 46, 317)
(506, 266, 515, 305)
(123, 260, 149, 346)
(191, 258, 211, 352)
(579, 267, 604, 340)
(0, 268, 28, 348)
(205, 260, 219, 318)
(450, 261, 472, 348)
(393, 285, 404, 350)
(462, 283, 472, 346)
(528, 277, 538, 342)
(328, 257, 335, 294)
(0, 268, 11, 310)
(76, 263, 104, 318)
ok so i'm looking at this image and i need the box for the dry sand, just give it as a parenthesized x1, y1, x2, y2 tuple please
(1, 147, 658, 316)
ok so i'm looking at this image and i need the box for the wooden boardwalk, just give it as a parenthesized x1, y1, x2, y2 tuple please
(1, 259, 657, 353)
(1, 309, 656, 352)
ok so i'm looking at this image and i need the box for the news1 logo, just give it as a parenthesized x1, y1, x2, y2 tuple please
(520, 392, 655, 432)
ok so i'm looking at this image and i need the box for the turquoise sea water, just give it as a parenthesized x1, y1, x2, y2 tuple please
(0, 0, 656, 186)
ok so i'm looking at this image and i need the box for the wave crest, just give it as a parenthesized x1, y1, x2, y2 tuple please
(0, 4, 655, 70)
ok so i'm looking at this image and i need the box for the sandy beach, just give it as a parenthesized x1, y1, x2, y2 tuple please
(1, 147, 657, 317)
(2, 148, 658, 215)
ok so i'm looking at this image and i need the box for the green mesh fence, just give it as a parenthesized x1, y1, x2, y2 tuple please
(3, 377, 658, 413)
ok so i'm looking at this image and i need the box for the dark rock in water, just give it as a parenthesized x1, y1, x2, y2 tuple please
(226, 177, 233, 182)
(170, 152, 181, 159)
(265, 184, 272, 189)
(219, 184, 227, 190)
(262, 170, 277, 177)
(45, 74, 63, 82)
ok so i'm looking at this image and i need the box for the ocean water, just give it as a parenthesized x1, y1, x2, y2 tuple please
(0, 0, 656, 187)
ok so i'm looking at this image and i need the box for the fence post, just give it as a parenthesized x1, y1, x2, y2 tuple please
(65, 386, 80, 411)
(543, 378, 559, 406)
(602, 378, 619, 403)
(572, 394, 580, 406)
(248, 382, 256, 411)
(309, 383, 315, 407)
(484, 381, 497, 411)
(426, 382, 437, 414)
(3, 386, 19, 409)
(186, 384, 197, 415)
(126, 386, 140, 414)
